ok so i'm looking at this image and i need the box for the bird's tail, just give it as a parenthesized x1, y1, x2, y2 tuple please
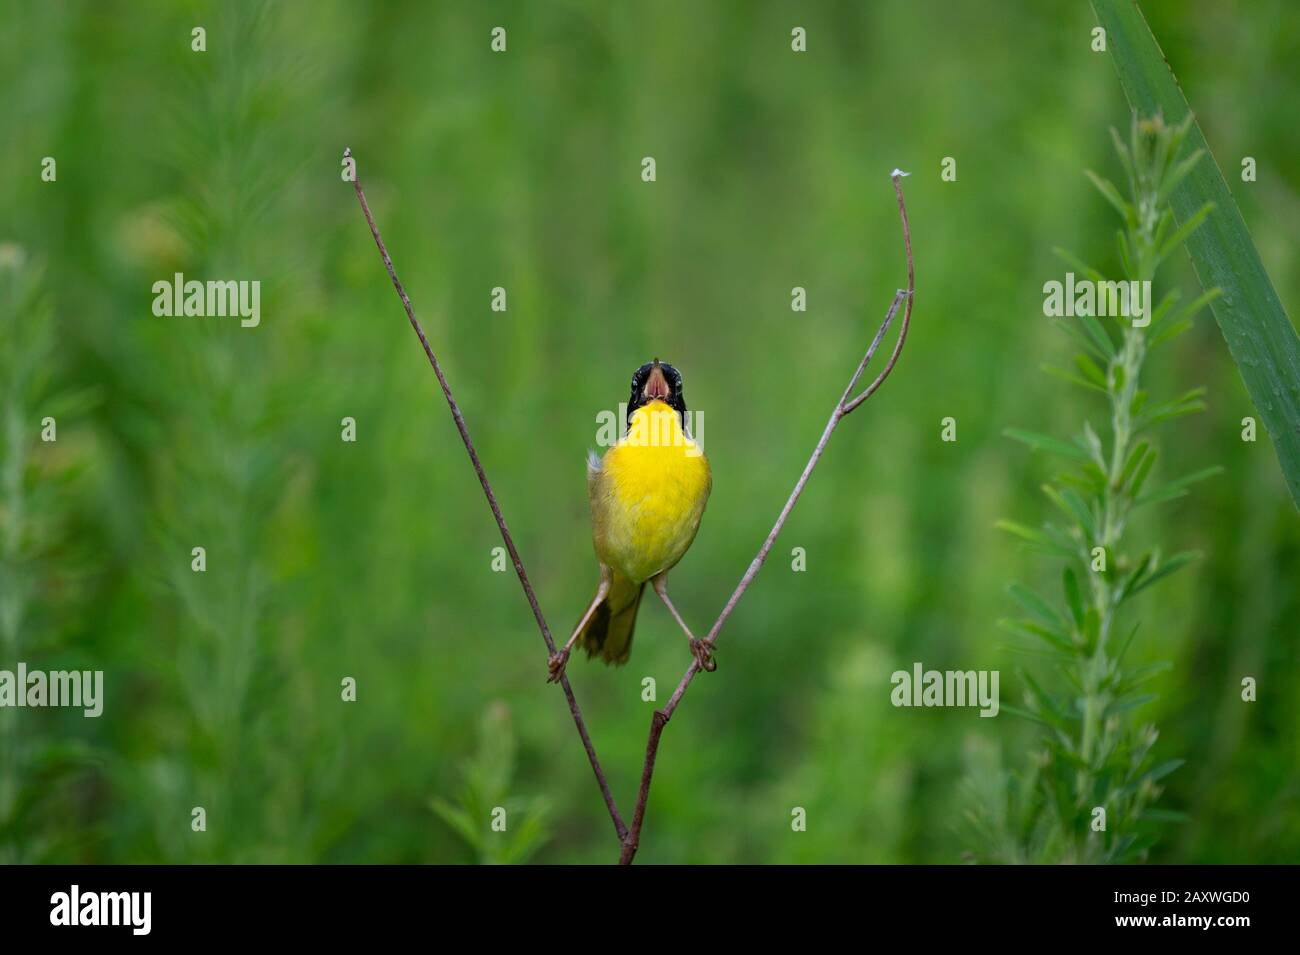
(578, 572, 645, 666)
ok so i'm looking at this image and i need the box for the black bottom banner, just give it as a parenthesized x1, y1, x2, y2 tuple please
(0, 863, 1282, 940)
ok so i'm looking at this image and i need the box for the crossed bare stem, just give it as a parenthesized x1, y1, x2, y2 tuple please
(346, 148, 915, 864)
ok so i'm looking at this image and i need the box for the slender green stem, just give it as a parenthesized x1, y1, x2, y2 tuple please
(1073, 118, 1185, 860)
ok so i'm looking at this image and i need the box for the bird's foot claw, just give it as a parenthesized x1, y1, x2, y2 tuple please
(690, 639, 717, 672)
(547, 650, 570, 683)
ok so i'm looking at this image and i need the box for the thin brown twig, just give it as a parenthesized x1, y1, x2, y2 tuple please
(344, 148, 628, 842)
(617, 171, 915, 864)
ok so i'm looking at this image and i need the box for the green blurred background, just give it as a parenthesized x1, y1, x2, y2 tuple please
(1, 0, 1296, 863)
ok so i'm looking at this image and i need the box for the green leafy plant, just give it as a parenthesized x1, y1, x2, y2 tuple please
(965, 114, 1221, 863)
(0, 245, 98, 862)
(1093, 0, 1300, 509)
(431, 702, 551, 865)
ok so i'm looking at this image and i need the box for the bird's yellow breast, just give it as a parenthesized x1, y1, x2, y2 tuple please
(588, 401, 711, 584)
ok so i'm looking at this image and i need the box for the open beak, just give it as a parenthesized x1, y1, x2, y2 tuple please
(643, 362, 671, 402)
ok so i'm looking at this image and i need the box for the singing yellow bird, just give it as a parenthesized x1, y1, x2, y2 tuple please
(548, 360, 713, 682)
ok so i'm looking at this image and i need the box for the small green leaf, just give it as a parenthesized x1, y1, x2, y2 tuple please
(998, 617, 1074, 654)
(1136, 387, 1208, 430)
(1119, 551, 1153, 603)
(1078, 312, 1118, 359)
(1080, 421, 1107, 472)
(1128, 551, 1201, 596)
(1008, 583, 1065, 627)
(1152, 286, 1222, 333)
(1042, 364, 1107, 395)
(1121, 661, 1173, 691)
(1113, 621, 1141, 664)
(1082, 606, 1101, 654)
(1052, 246, 1107, 285)
(996, 520, 1075, 558)
(1119, 440, 1151, 488)
(1148, 316, 1194, 348)
(1056, 319, 1113, 363)
(1063, 567, 1084, 629)
(1158, 149, 1205, 203)
(1133, 466, 1223, 508)
(1116, 228, 1134, 276)
(1073, 353, 1109, 389)
(1060, 487, 1099, 540)
(1128, 445, 1158, 497)
(1005, 428, 1091, 462)
(1000, 703, 1053, 728)
(1143, 759, 1186, 784)
(1107, 692, 1156, 715)
(1155, 201, 1214, 264)
(1084, 169, 1133, 225)
(430, 798, 482, 851)
(1109, 125, 1136, 194)
(1021, 670, 1071, 728)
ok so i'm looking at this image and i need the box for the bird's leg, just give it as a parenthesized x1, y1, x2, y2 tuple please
(651, 574, 715, 672)
(548, 567, 611, 683)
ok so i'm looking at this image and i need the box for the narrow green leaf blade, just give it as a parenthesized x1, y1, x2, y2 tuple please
(1004, 428, 1091, 462)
